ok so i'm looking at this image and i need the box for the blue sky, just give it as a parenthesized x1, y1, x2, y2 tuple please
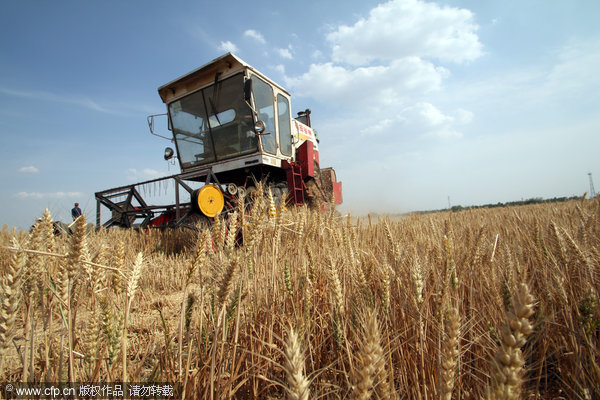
(1, 0, 599, 228)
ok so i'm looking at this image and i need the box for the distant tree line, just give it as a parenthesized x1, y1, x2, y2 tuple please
(366, 195, 588, 218)
(438, 195, 583, 213)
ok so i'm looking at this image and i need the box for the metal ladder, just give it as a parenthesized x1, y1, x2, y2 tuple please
(286, 162, 305, 205)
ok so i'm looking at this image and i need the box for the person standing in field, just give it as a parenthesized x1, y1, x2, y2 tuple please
(71, 203, 82, 220)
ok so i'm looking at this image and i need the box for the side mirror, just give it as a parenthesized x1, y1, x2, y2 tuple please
(244, 79, 253, 102)
(147, 113, 172, 140)
(164, 147, 175, 160)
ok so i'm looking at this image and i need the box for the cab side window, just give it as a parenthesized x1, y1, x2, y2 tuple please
(252, 76, 277, 155)
(277, 94, 292, 156)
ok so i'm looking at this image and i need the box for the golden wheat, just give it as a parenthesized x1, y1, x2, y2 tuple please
(0, 199, 598, 398)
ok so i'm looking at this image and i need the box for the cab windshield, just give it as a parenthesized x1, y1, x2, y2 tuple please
(168, 73, 257, 169)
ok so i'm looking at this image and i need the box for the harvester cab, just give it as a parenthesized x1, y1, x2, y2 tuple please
(95, 53, 342, 229)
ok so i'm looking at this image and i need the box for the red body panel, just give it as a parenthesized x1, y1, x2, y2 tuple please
(332, 181, 343, 205)
(296, 140, 319, 179)
(149, 210, 176, 227)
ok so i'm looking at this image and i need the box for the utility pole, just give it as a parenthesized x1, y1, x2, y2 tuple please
(589, 173, 596, 198)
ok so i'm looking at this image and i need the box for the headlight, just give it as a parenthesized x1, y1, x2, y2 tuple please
(254, 120, 266, 134)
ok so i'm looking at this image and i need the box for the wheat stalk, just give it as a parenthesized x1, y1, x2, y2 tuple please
(64, 217, 89, 382)
(1, 245, 125, 278)
(122, 252, 145, 382)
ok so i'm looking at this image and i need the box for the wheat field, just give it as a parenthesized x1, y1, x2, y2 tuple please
(1, 191, 599, 399)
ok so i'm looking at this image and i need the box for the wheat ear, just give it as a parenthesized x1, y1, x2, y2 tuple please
(225, 211, 239, 252)
(100, 296, 122, 367)
(284, 328, 310, 400)
(217, 257, 238, 306)
(111, 239, 125, 295)
(67, 215, 89, 281)
(268, 186, 277, 219)
(0, 238, 25, 374)
(440, 304, 460, 400)
(411, 256, 424, 309)
(122, 252, 145, 382)
(351, 310, 387, 400)
(328, 261, 344, 317)
(491, 283, 535, 399)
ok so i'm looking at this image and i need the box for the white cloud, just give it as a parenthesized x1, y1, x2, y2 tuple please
(15, 191, 83, 199)
(455, 108, 474, 124)
(414, 102, 453, 126)
(546, 39, 600, 95)
(278, 47, 293, 60)
(443, 38, 600, 127)
(399, 103, 468, 138)
(218, 40, 238, 53)
(18, 165, 39, 173)
(327, 0, 483, 66)
(359, 118, 394, 136)
(274, 64, 285, 74)
(126, 168, 162, 181)
(244, 29, 266, 44)
(283, 0, 482, 145)
(286, 57, 447, 108)
(436, 128, 463, 139)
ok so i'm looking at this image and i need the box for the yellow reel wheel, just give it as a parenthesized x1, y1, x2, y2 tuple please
(195, 184, 224, 217)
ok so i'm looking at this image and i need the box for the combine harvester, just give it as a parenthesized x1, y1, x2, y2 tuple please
(95, 53, 342, 229)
